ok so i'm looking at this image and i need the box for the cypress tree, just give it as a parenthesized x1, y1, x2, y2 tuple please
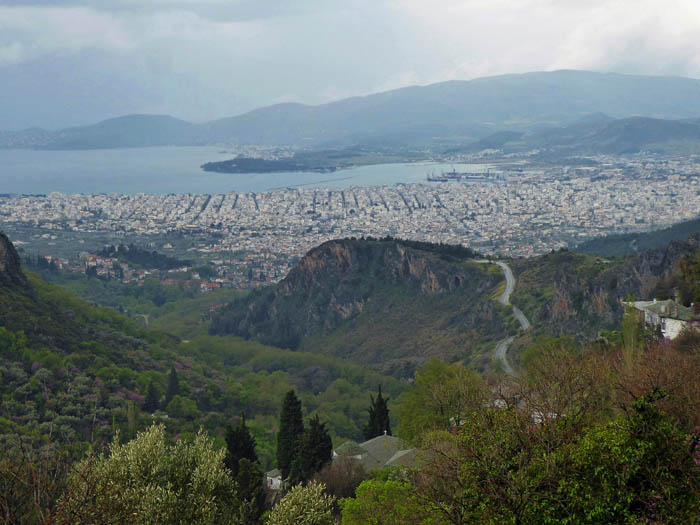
(224, 415, 258, 478)
(163, 365, 179, 409)
(144, 381, 160, 413)
(363, 385, 391, 440)
(276, 390, 304, 479)
(289, 415, 333, 485)
(222, 416, 265, 523)
(236, 458, 266, 523)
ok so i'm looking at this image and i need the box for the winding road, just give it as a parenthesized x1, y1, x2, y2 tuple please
(495, 261, 530, 331)
(476, 260, 531, 375)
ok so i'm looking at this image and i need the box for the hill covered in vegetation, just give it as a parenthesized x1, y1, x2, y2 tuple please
(511, 232, 700, 341)
(211, 233, 700, 376)
(211, 238, 512, 376)
(0, 233, 406, 469)
(576, 215, 700, 257)
(5, 230, 700, 522)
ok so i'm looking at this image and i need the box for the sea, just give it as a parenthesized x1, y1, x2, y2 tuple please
(0, 147, 493, 195)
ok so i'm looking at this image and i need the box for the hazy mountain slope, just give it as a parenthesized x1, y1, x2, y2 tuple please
(459, 116, 700, 155)
(576, 216, 700, 258)
(204, 70, 700, 146)
(41, 114, 202, 150)
(211, 238, 511, 377)
(584, 117, 700, 153)
(4, 70, 700, 149)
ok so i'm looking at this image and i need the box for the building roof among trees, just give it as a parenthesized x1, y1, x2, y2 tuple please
(334, 434, 417, 469)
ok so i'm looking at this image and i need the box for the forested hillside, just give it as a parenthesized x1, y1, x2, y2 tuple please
(511, 233, 700, 340)
(4, 230, 700, 522)
(0, 233, 405, 471)
(211, 238, 511, 377)
(576, 215, 700, 257)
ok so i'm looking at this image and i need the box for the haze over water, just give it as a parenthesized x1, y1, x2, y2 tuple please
(0, 147, 491, 195)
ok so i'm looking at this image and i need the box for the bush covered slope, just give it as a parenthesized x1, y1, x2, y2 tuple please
(0, 233, 405, 467)
(511, 233, 700, 340)
(211, 238, 510, 376)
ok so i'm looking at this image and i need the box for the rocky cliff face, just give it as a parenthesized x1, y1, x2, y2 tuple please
(212, 238, 506, 376)
(632, 232, 700, 291)
(279, 239, 478, 300)
(513, 233, 700, 339)
(0, 233, 27, 288)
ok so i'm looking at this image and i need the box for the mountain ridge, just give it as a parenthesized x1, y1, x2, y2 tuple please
(0, 232, 28, 288)
(211, 238, 509, 376)
(4, 70, 700, 150)
(212, 234, 700, 376)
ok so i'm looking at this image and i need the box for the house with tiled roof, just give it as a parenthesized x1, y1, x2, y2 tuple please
(333, 433, 417, 470)
(628, 298, 700, 339)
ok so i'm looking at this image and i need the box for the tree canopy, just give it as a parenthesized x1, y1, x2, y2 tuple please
(59, 424, 242, 524)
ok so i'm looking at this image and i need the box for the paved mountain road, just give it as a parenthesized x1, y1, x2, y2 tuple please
(475, 259, 531, 375)
(495, 261, 530, 331)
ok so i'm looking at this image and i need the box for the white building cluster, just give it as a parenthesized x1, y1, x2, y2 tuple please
(2, 161, 700, 259)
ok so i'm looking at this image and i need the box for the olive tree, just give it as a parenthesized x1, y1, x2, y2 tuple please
(60, 424, 243, 524)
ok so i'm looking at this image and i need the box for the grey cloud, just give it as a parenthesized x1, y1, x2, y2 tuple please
(0, 0, 339, 21)
(1, 0, 699, 129)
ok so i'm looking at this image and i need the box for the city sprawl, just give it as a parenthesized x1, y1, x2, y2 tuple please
(2, 157, 700, 285)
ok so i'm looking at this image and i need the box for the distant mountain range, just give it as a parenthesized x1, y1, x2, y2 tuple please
(3, 70, 700, 151)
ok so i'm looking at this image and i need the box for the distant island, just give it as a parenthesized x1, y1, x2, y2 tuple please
(201, 148, 426, 174)
(201, 156, 339, 174)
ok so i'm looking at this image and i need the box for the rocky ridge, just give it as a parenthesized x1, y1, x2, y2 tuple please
(512, 233, 700, 339)
(0, 232, 27, 288)
(212, 238, 507, 376)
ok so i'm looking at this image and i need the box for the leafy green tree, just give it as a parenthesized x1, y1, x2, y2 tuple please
(126, 400, 138, 440)
(166, 395, 199, 420)
(518, 335, 612, 442)
(276, 390, 304, 479)
(396, 359, 486, 443)
(419, 409, 554, 524)
(363, 385, 391, 440)
(266, 481, 335, 525)
(222, 416, 266, 524)
(143, 380, 160, 413)
(557, 389, 700, 523)
(313, 456, 367, 500)
(224, 415, 258, 478)
(289, 415, 333, 485)
(620, 295, 653, 371)
(341, 479, 446, 525)
(163, 364, 180, 409)
(60, 424, 243, 524)
(680, 249, 700, 303)
(0, 440, 73, 525)
(0, 327, 28, 361)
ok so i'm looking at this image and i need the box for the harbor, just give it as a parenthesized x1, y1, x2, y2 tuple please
(427, 167, 506, 182)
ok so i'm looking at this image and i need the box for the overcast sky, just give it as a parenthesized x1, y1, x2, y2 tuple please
(2, 0, 700, 129)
